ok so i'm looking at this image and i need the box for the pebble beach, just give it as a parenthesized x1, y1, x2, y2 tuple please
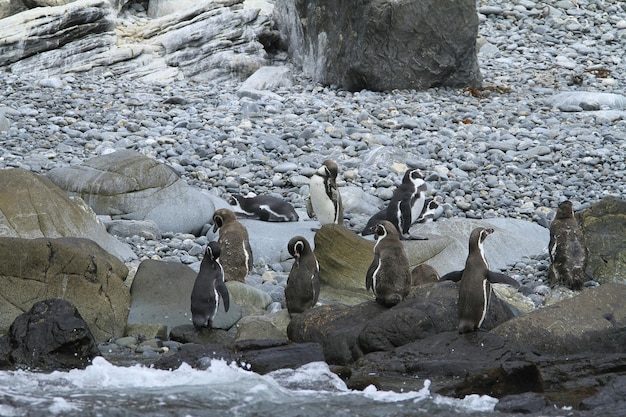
(1, 0, 625, 308)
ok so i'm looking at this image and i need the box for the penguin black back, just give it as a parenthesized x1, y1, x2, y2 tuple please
(365, 220, 412, 307)
(548, 200, 588, 290)
(191, 241, 230, 329)
(284, 236, 320, 316)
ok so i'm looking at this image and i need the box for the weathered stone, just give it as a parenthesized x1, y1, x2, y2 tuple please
(2, 298, 100, 370)
(169, 324, 238, 346)
(46, 150, 219, 234)
(226, 281, 272, 311)
(411, 263, 439, 286)
(234, 310, 291, 342)
(577, 196, 626, 284)
(235, 340, 325, 374)
(0, 168, 136, 261)
(124, 323, 168, 340)
(128, 259, 243, 332)
(274, 0, 482, 91)
(493, 283, 626, 355)
(0, 237, 130, 343)
(313, 219, 549, 292)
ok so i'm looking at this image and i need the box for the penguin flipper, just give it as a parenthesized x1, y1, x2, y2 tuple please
(487, 271, 521, 289)
(305, 196, 315, 219)
(365, 257, 378, 291)
(217, 281, 230, 312)
(440, 270, 464, 282)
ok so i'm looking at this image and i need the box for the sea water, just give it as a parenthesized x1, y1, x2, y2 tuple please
(0, 357, 499, 416)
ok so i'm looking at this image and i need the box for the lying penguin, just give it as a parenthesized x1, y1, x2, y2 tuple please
(229, 193, 299, 222)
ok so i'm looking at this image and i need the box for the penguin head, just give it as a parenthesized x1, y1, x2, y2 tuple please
(288, 236, 310, 265)
(206, 241, 221, 261)
(228, 194, 243, 207)
(317, 159, 338, 180)
(469, 227, 494, 255)
(373, 220, 398, 241)
(555, 200, 574, 219)
(401, 168, 424, 184)
(212, 208, 236, 232)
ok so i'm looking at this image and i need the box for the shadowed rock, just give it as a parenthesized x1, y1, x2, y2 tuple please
(0, 237, 130, 343)
(0, 298, 100, 370)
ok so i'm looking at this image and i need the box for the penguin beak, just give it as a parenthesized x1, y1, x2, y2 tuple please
(212, 223, 218, 233)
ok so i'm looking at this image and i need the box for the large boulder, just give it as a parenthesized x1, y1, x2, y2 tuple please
(314, 218, 549, 292)
(493, 283, 626, 355)
(287, 281, 517, 365)
(0, 298, 100, 370)
(577, 196, 626, 284)
(128, 259, 243, 333)
(273, 0, 482, 91)
(0, 168, 136, 261)
(0, 0, 272, 84)
(0, 237, 130, 343)
(46, 150, 219, 235)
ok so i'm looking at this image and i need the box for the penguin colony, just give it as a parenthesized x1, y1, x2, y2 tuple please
(192, 159, 576, 334)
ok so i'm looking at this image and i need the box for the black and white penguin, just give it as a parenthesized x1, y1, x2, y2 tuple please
(306, 159, 343, 226)
(440, 227, 520, 334)
(385, 169, 428, 239)
(361, 196, 446, 236)
(284, 236, 320, 316)
(212, 208, 253, 282)
(229, 193, 299, 222)
(548, 200, 588, 290)
(365, 220, 412, 307)
(190, 241, 230, 330)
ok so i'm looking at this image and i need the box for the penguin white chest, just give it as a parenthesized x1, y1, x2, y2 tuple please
(309, 176, 336, 224)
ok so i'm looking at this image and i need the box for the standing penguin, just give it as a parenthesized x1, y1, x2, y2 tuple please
(284, 236, 320, 316)
(548, 200, 588, 290)
(440, 227, 520, 334)
(212, 208, 253, 282)
(385, 169, 428, 239)
(306, 159, 343, 226)
(365, 220, 412, 307)
(191, 241, 230, 330)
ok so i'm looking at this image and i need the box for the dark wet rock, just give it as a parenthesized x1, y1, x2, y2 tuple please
(274, 0, 482, 91)
(577, 196, 626, 284)
(287, 281, 517, 365)
(493, 283, 626, 355)
(494, 392, 550, 414)
(0, 237, 130, 343)
(0, 168, 136, 261)
(0, 298, 100, 370)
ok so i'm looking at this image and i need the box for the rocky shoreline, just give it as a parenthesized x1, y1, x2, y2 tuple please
(1, 0, 626, 415)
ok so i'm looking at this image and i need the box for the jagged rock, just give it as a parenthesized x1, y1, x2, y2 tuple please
(0, 168, 136, 261)
(577, 196, 626, 284)
(0, 298, 100, 370)
(128, 259, 243, 332)
(313, 219, 549, 292)
(0, 237, 130, 343)
(46, 150, 220, 235)
(1, 0, 272, 84)
(493, 283, 626, 355)
(288, 281, 517, 365)
(273, 0, 482, 91)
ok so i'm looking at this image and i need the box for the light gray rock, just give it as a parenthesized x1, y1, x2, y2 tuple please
(0, 168, 136, 262)
(239, 65, 294, 92)
(549, 92, 626, 111)
(46, 150, 218, 235)
(128, 259, 243, 332)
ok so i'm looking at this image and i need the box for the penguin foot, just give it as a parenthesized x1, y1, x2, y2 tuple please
(310, 227, 321, 232)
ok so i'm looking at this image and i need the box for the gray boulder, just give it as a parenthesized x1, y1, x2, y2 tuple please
(313, 218, 549, 292)
(273, 0, 482, 91)
(46, 150, 219, 235)
(0, 237, 130, 343)
(0, 298, 100, 370)
(0, 168, 136, 262)
(128, 259, 242, 333)
(577, 196, 626, 284)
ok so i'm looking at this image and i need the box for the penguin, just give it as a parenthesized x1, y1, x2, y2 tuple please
(229, 193, 299, 222)
(212, 208, 253, 282)
(361, 208, 387, 236)
(284, 236, 320, 316)
(365, 220, 412, 307)
(548, 200, 588, 290)
(190, 241, 230, 330)
(440, 227, 520, 334)
(306, 159, 343, 226)
(385, 169, 428, 239)
(361, 196, 445, 236)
